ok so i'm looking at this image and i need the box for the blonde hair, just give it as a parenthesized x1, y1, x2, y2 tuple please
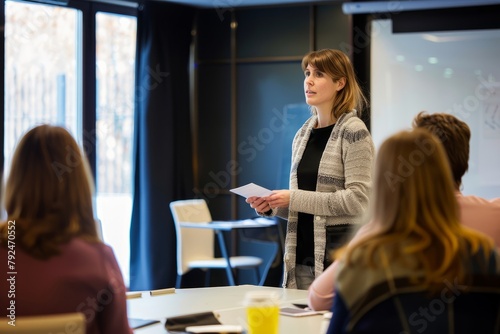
(342, 129, 493, 290)
(0, 124, 100, 259)
(301, 49, 367, 119)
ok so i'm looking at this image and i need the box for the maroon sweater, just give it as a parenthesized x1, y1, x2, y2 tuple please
(0, 238, 132, 334)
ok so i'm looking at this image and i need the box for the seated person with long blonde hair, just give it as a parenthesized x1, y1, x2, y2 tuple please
(326, 129, 499, 333)
(0, 125, 132, 334)
(308, 113, 500, 311)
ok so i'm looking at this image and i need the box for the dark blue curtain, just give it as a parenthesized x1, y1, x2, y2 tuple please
(129, 1, 195, 291)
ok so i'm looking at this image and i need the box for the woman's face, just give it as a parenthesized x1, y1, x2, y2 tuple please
(304, 64, 340, 110)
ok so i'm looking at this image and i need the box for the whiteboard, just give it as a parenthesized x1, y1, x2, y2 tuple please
(371, 20, 500, 199)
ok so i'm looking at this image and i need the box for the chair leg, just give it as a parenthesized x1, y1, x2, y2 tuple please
(255, 267, 262, 285)
(230, 268, 238, 285)
(176, 275, 182, 289)
(204, 270, 211, 287)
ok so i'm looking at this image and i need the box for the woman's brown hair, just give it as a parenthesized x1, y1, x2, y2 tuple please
(0, 124, 100, 259)
(301, 48, 368, 120)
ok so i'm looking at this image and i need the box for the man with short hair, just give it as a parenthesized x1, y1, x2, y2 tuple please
(413, 111, 500, 247)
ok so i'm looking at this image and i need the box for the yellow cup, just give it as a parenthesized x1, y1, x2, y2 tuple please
(245, 291, 279, 334)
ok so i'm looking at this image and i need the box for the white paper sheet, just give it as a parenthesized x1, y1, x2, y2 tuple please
(229, 183, 273, 198)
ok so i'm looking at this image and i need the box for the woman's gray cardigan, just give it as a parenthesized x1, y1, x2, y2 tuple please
(262, 110, 375, 288)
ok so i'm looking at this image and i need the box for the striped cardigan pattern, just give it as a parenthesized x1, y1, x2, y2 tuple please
(265, 110, 375, 288)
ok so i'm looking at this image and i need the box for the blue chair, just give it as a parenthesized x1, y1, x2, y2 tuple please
(328, 283, 500, 333)
(238, 235, 279, 286)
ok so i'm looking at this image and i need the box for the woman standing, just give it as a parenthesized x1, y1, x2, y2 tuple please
(247, 49, 374, 289)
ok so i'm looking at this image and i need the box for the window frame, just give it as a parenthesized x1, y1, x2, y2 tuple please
(0, 0, 137, 181)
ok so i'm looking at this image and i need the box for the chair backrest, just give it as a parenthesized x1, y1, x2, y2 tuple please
(169, 199, 215, 275)
(345, 288, 500, 334)
(0, 312, 86, 333)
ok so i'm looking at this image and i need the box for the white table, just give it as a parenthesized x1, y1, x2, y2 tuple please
(128, 285, 328, 333)
(180, 218, 282, 286)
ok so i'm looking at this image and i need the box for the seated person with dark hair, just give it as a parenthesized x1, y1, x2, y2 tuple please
(413, 111, 500, 246)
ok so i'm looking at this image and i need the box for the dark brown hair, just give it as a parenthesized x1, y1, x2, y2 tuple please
(412, 111, 470, 189)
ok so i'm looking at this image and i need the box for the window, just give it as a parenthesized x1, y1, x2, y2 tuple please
(4, 0, 137, 286)
(95, 12, 136, 287)
(4, 1, 79, 174)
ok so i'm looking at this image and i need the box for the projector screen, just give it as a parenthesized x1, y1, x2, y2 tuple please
(370, 19, 500, 199)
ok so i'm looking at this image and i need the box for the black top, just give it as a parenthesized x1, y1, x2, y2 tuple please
(295, 123, 335, 266)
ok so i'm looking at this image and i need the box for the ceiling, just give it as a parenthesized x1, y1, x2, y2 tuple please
(101, 0, 500, 11)
(157, 0, 338, 8)
(106, 0, 340, 8)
